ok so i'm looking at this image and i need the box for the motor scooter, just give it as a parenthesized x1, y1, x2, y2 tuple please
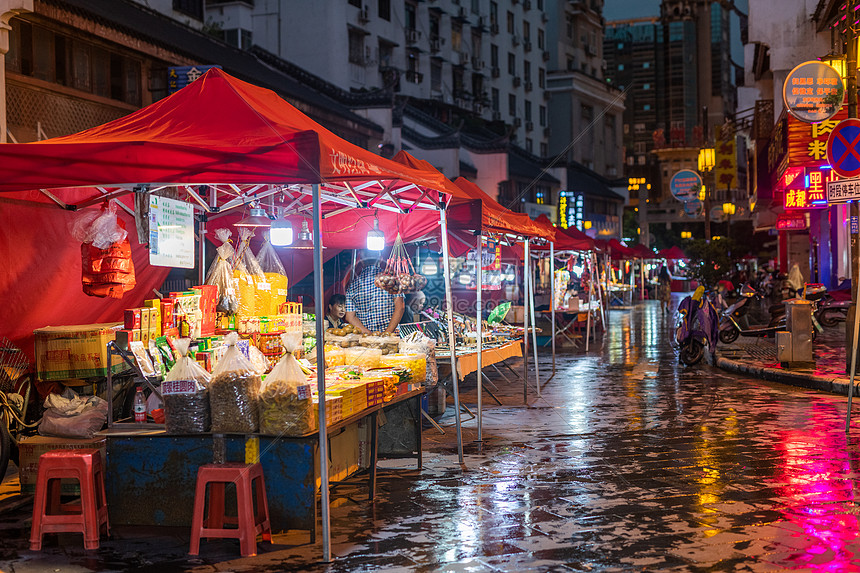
(719, 285, 822, 343)
(815, 286, 851, 327)
(676, 287, 719, 365)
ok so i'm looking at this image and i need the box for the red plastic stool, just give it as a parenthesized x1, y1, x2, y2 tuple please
(189, 462, 272, 557)
(29, 448, 110, 551)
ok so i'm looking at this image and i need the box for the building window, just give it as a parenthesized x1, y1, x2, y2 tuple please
(452, 21, 462, 52)
(526, 138, 533, 153)
(538, 68, 545, 88)
(643, 83, 650, 90)
(539, 105, 546, 126)
(349, 0, 361, 6)
(431, 59, 442, 91)
(643, 104, 651, 110)
(507, 11, 515, 33)
(173, 0, 203, 20)
(538, 29, 545, 50)
(378, 40, 394, 67)
(525, 100, 532, 122)
(524, 60, 531, 83)
(405, 2, 417, 30)
(379, 0, 391, 20)
(617, 42, 623, 49)
(348, 29, 365, 64)
(491, 44, 499, 68)
(643, 61, 650, 68)
(490, 2, 499, 31)
(581, 104, 593, 122)
(509, 93, 516, 116)
(617, 64, 624, 71)
(220, 28, 253, 50)
(492, 87, 500, 111)
(540, 142, 548, 156)
(508, 52, 516, 75)
(523, 21, 530, 42)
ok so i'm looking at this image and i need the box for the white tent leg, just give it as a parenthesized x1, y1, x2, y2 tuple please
(550, 242, 556, 374)
(311, 184, 331, 562)
(522, 240, 530, 405)
(476, 235, 483, 442)
(440, 208, 464, 465)
(529, 263, 540, 396)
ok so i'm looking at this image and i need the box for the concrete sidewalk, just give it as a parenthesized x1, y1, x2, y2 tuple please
(714, 322, 860, 396)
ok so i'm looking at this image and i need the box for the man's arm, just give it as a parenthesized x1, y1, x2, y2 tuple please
(384, 297, 405, 333)
(345, 311, 370, 334)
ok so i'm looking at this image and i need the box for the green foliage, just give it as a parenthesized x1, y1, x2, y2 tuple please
(683, 238, 736, 289)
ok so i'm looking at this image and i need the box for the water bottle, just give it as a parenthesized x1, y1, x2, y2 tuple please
(133, 387, 146, 423)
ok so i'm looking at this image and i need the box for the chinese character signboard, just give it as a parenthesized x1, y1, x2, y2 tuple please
(826, 177, 860, 204)
(783, 168, 835, 209)
(786, 107, 847, 171)
(149, 195, 195, 268)
(776, 213, 808, 231)
(168, 65, 222, 94)
(715, 131, 737, 191)
(557, 191, 582, 230)
(669, 170, 702, 202)
(782, 61, 845, 123)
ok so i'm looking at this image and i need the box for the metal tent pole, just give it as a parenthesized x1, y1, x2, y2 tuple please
(550, 241, 556, 374)
(596, 253, 606, 326)
(311, 184, 331, 562)
(440, 207, 464, 464)
(528, 259, 540, 396)
(476, 235, 483, 442)
(198, 218, 206, 285)
(639, 257, 645, 301)
(585, 255, 592, 352)
(522, 239, 530, 405)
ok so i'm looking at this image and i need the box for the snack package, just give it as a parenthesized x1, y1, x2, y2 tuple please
(257, 232, 289, 316)
(162, 338, 211, 434)
(258, 330, 314, 436)
(234, 228, 269, 316)
(209, 331, 261, 433)
(205, 228, 239, 314)
(400, 334, 437, 385)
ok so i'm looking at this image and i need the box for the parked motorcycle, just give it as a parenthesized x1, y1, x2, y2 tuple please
(676, 287, 719, 366)
(814, 286, 851, 327)
(719, 284, 822, 343)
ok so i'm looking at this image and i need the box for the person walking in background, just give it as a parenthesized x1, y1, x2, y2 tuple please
(657, 265, 672, 314)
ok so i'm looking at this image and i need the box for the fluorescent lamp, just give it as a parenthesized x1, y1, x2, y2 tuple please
(366, 217, 385, 251)
(421, 259, 438, 275)
(270, 218, 293, 246)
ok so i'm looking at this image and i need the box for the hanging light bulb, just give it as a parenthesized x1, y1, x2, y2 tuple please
(366, 216, 386, 251)
(234, 205, 272, 228)
(421, 257, 438, 275)
(270, 216, 293, 246)
(285, 219, 318, 250)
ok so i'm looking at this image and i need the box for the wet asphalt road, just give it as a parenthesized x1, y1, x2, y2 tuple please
(5, 300, 860, 572)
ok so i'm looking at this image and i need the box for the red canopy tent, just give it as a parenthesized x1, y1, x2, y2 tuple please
(630, 243, 657, 259)
(658, 245, 688, 260)
(605, 239, 637, 260)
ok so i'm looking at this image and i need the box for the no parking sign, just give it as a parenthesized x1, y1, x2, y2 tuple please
(827, 118, 860, 178)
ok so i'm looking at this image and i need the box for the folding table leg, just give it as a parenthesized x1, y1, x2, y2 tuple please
(421, 409, 446, 434)
(368, 411, 378, 501)
(480, 373, 503, 405)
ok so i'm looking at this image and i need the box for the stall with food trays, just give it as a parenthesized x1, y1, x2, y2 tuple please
(0, 69, 480, 560)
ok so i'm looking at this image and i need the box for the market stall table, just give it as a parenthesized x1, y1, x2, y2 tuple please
(538, 301, 602, 347)
(100, 388, 423, 539)
(433, 340, 523, 413)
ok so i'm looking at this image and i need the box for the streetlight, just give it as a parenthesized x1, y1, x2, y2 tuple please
(722, 202, 736, 241)
(698, 147, 715, 241)
(628, 177, 651, 246)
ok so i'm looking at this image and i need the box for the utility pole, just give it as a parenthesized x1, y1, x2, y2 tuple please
(703, 106, 712, 241)
(848, 0, 859, 375)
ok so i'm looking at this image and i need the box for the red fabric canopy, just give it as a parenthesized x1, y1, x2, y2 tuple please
(531, 215, 590, 251)
(658, 245, 688, 260)
(630, 243, 657, 259)
(0, 69, 450, 213)
(605, 239, 637, 260)
(452, 177, 551, 240)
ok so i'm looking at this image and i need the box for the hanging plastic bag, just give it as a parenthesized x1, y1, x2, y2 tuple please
(259, 330, 313, 436)
(210, 332, 261, 433)
(205, 228, 239, 315)
(232, 228, 265, 316)
(257, 232, 289, 316)
(162, 338, 211, 434)
(73, 202, 136, 299)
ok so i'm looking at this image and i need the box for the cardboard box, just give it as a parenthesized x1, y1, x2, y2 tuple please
(508, 305, 525, 324)
(568, 298, 580, 312)
(35, 323, 124, 380)
(18, 435, 107, 494)
(114, 329, 139, 350)
(192, 285, 217, 336)
(161, 299, 175, 330)
(139, 307, 150, 333)
(124, 309, 141, 330)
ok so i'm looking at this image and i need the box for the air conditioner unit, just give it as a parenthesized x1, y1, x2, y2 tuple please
(492, 110, 502, 120)
(430, 37, 441, 52)
(542, 50, 550, 62)
(512, 34, 520, 46)
(524, 81, 533, 91)
(490, 22, 499, 34)
(459, 51, 469, 65)
(358, 5, 370, 23)
(513, 76, 521, 87)
(525, 121, 534, 131)
(513, 117, 522, 127)
(491, 66, 500, 78)
(473, 101, 484, 113)
(471, 57, 484, 69)
(405, 29, 420, 44)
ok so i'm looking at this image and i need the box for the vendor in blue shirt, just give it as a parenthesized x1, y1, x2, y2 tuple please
(344, 262, 405, 334)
